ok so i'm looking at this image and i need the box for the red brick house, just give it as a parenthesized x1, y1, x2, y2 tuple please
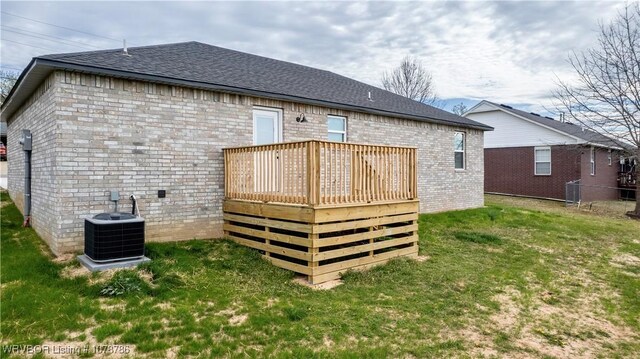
(465, 101, 636, 202)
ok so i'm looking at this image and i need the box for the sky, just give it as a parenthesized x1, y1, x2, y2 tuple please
(0, 1, 627, 116)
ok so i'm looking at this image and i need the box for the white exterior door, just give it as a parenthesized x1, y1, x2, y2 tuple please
(252, 108, 283, 193)
(253, 108, 282, 145)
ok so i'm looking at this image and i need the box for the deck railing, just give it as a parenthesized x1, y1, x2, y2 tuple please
(224, 140, 417, 206)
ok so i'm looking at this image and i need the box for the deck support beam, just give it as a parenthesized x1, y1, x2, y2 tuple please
(224, 199, 419, 284)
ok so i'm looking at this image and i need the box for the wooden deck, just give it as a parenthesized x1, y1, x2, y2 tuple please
(223, 140, 419, 284)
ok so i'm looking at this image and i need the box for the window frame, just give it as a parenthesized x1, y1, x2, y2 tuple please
(590, 147, 596, 175)
(327, 115, 347, 142)
(454, 132, 465, 170)
(534, 146, 552, 176)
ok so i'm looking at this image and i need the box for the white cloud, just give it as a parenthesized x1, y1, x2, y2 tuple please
(0, 1, 625, 114)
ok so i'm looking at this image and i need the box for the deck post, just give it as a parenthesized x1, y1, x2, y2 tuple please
(410, 148, 418, 199)
(306, 140, 322, 206)
(308, 233, 320, 284)
(306, 141, 315, 206)
(223, 149, 229, 199)
(314, 141, 321, 205)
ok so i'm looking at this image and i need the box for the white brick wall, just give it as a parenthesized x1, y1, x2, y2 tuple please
(6, 74, 59, 252)
(7, 70, 485, 254)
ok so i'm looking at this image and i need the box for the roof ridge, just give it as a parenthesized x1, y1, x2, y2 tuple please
(6, 41, 491, 129)
(37, 41, 201, 59)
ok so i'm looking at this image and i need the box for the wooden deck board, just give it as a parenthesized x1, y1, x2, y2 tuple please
(224, 199, 419, 284)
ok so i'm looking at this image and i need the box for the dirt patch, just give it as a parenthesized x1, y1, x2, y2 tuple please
(98, 298, 126, 312)
(216, 305, 248, 326)
(138, 269, 155, 286)
(154, 302, 173, 310)
(611, 253, 640, 267)
(165, 346, 180, 359)
(292, 276, 343, 290)
(486, 194, 638, 220)
(515, 300, 636, 358)
(448, 283, 639, 358)
(53, 253, 77, 264)
(0, 280, 23, 291)
(486, 247, 505, 253)
(323, 335, 334, 348)
(490, 287, 522, 331)
(414, 255, 430, 262)
(520, 243, 556, 255)
(228, 313, 248, 326)
(40, 327, 136, 359)
(84, 268, 153, 286)
(60, 265, 91, 279)
(450, 328, 500, 358)
(86, 269, 119, 285)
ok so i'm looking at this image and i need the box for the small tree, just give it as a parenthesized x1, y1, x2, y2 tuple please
(553, 4, 640, 215)
(1, 70, 19, 105)
(381, 56, 437, 105)
(452, 102, 468, 116)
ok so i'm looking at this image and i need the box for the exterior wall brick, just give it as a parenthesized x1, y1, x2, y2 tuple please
(6, 74, 59, 252)
(485, 145, 581, 200)
(485, 145, 622, 201)
(7, 70, 486, 254)
(579, 147, 621, 202)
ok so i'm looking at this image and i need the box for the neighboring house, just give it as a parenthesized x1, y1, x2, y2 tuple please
(1, 121, 6, 143)
(465, 100, 635, 202)
(1, 42, 491, 255)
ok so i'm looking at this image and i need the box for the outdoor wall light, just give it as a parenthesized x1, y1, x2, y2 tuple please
(296, 113, 307, 123)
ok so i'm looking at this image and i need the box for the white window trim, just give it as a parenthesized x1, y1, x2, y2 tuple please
(534, 146, 551, 176)
(327, 115, 347, 142)
(252, 106, 283, 145)
(454, 132, 465, 170)
(590, 147, 596, 175)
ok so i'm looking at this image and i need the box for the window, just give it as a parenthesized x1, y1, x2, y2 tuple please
(590, 147, 596, 175)
(454, 132, 465, 169)
(534, 147, 551, 175)
(327, 115, 346, 142)
(608, 149, 612, 166)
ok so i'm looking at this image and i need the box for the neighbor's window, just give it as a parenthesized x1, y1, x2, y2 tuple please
(454, 132, 465, 169)
(590, 147, 596, 175)
(327, 115, 346, 142)
(534, 146, 551, 175)
(608, 149, 612, 166)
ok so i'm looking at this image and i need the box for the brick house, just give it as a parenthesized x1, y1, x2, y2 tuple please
(465, 100, 634, 202)
(1, 42, 491, 255)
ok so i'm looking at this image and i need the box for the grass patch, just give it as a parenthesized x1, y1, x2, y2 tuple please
(453, 231, 503, 244)
(100, 270, 150, 297)
(1, 191, 639, 357)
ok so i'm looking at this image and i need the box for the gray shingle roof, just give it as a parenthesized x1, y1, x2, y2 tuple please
(485, 101, 624, 148)
(32, 41, 490, 130)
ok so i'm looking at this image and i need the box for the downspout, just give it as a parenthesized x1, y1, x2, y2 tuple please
(19, 129, 32, 227)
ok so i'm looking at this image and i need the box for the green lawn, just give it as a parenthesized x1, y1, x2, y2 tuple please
(1, 191, 639, 358)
